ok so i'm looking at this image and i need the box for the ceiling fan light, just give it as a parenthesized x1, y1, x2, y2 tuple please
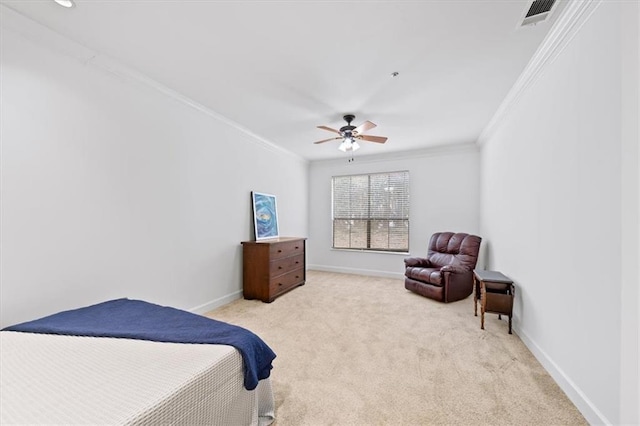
(352, 141, 360, 151)
(339, 137, 355, 152)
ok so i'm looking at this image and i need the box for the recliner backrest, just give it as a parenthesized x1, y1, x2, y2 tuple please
(427, 232, 481, 270)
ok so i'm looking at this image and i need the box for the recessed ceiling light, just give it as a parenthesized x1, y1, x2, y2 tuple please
(54, 0, 75, 8)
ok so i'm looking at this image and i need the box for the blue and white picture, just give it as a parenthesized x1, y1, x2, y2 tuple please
(252, 192, 279, 240)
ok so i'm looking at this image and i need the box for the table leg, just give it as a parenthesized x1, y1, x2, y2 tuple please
(508, 314, 512, 334)
(480, 282, 486, 330)
(473, 276, 478, 316)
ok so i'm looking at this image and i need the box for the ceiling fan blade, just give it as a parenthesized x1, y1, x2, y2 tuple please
(313, 136, 342, 144)
(358, 135, 388, 144)
(317, 125, 342, 135)
(354, 120, 376, 135)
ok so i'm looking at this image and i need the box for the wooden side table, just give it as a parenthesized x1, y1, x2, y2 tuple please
(473, 269, 515, 334)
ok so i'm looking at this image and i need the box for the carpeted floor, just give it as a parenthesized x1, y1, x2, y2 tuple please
(207, 270, 586, 425)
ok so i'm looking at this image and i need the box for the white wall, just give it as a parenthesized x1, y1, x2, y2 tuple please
(308, 144, 480, 278)
(479, 2, 638, 424)
(620, 1, 640, 424)
(0, 15, 308, 327)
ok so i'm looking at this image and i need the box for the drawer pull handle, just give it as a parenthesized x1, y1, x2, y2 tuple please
(278, 249, 282, 253)
(295, 261, 299, 264)
(295, 246, 299, 249)
(278, 266, 282, 269)
(296, 276, 299, 279)
(278, 283, 282, 286)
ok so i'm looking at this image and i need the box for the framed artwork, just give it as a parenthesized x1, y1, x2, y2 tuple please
(252, 191, 279, 240)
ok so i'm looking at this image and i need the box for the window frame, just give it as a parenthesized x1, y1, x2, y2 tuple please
(331, 170, 410, 253)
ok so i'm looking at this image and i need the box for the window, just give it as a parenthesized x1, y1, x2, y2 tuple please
(332, 171, 409, 252)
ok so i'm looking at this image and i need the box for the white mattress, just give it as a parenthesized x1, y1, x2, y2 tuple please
(0, 331, 275, 425)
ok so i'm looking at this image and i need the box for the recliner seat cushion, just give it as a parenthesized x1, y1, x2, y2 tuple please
(405, 267, 442, 286)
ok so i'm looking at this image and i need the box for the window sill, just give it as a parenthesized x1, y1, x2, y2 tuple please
(331, 248, 410, 256)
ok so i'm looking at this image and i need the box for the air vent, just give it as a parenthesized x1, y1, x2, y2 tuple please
(520, 0, 556, 26)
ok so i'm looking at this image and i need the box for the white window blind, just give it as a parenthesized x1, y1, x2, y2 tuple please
(332, 170, 409, 252)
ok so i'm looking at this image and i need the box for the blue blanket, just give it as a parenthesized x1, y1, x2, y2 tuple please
(2, 298, 276, 390)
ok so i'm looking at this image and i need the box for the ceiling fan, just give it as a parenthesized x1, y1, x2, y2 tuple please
(314, 114, 388, 152)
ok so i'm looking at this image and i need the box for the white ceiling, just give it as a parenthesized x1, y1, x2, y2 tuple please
(2, 0, 564, 161)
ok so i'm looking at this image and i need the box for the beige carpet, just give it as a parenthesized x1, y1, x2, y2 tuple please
(207, 270, 586, 425)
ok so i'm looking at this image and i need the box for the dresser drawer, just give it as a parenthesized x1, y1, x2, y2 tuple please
(270, 240, 304, 260)
(269, 268, 304, 295)
(270, 254, 304, 278)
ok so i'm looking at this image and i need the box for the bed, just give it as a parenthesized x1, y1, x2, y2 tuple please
(0, 299, 276, 425)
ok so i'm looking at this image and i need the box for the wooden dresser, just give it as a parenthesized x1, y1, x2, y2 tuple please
(241, 237, 306, 302)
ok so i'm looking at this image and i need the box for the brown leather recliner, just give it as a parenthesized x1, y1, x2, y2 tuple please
(404, 232, 482, 303)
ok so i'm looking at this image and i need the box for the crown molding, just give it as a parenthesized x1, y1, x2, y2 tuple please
(477, 0, 603, 146)
(0, 4, 308, 164)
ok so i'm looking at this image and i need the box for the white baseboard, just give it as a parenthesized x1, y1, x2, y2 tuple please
(307, 264, 404, 280)
(189, 290, 243, 315)
(514, 325, 612, 425)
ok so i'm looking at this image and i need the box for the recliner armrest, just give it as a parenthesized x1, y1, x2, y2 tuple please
(441, 264, 468, 274)
(404, 257, 432, 267)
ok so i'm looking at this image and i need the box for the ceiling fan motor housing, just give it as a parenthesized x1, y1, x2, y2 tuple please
(340, 114, 357, 134)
